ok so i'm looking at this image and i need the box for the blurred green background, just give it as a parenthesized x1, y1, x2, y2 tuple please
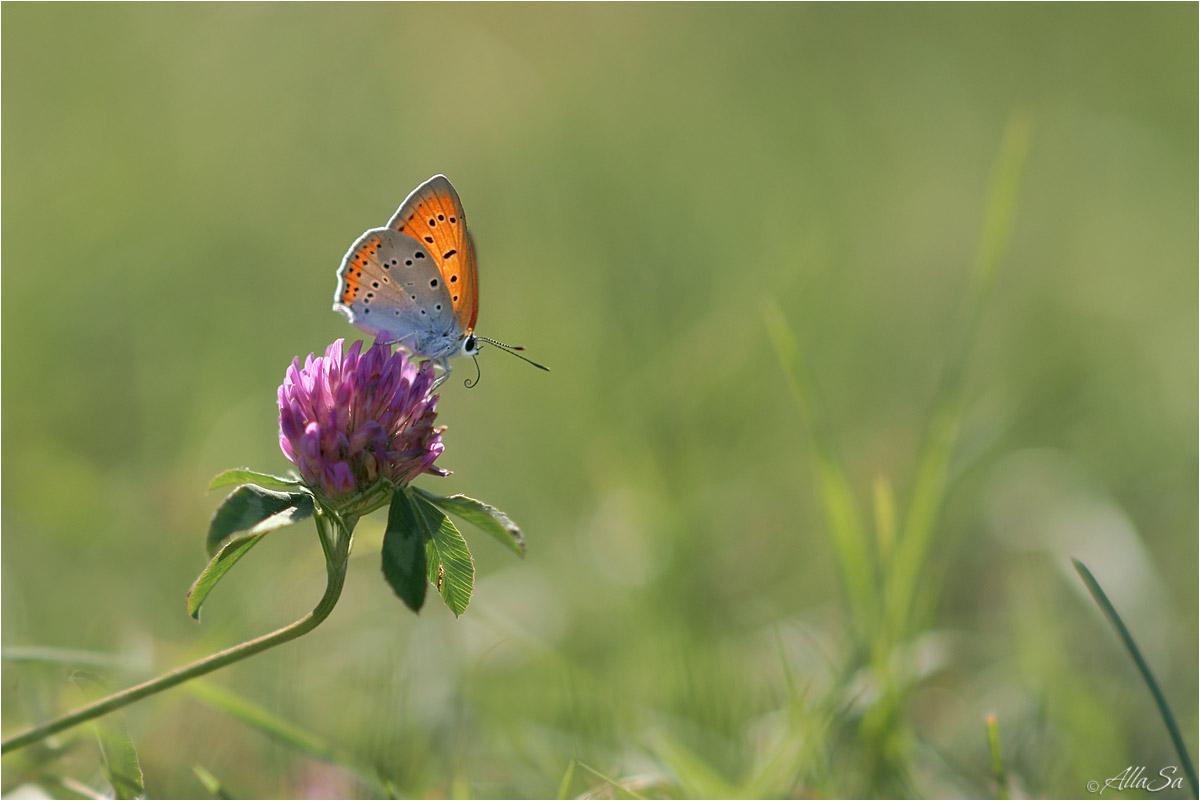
(3, 4, 1196, 798)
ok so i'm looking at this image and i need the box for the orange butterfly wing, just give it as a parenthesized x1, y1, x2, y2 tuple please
(386, 175, 479, 333)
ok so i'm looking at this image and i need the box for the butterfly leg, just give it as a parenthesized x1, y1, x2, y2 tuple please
(429, 356, 452, 390)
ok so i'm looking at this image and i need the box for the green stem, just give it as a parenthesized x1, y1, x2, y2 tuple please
(1, 512, 351, 755)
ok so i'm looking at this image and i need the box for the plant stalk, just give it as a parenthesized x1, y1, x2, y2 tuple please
(1, 512, 350, 755)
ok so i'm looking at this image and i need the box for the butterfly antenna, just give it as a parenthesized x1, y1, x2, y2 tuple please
(476, 337, 550, 372)
(465, 353, 482, 389)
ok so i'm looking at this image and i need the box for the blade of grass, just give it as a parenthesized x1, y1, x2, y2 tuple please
(651, 732, 741, 799)
(872, 477, 897, 570)
(765, 302, 877, 641)
(985, 714, 1010, 800)
(742, 694, 832, 799)
(55, 776, 108, 800)
(192, 764, 236, 800)
(186, 680, 388, 797)
(1, 646, 145, 671)
(884, 113, 1033, 645)
(1072, 558, 1198, 798)
(556, 754, 577, 800)
(575, 761, 650, 801)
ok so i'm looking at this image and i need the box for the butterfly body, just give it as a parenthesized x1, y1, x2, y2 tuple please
(334, 226, 474, 362)
(334, 175, 547, 386)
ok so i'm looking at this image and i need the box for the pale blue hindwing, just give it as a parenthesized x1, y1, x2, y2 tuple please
(333, 227, 461, 360)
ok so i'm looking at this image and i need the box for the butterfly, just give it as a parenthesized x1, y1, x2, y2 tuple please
(333, 175, 547, 387)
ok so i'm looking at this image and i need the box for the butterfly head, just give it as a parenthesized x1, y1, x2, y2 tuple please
(460, 333, 481, 358)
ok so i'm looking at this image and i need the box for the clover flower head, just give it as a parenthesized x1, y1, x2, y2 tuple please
(278, 339, 446, 503)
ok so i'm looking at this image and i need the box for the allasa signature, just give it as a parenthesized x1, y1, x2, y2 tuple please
(1088, 766, 1186, 795)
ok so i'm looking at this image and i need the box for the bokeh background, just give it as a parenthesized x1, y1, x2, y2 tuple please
(3, 4, 1196, 798)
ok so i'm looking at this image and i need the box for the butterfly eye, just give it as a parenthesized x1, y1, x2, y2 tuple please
(463, 335, 478, 356)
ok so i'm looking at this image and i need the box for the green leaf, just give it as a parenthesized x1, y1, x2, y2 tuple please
(96, 713, 144, 799)
(98, 719, 144, 801)
(206, 485, 314, 556)
(188, 486, 316, 619)
(208, 468, 305, 492)
(414, 487, 526, 557)
(70, 673, 144, 800)
(414, 494, 474, 618)
(187, 531, 268, 620)
(381, 489, 429, 613)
